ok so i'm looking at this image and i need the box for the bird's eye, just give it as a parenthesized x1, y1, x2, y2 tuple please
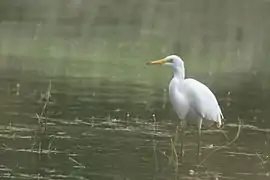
(168, 59, 173, 63)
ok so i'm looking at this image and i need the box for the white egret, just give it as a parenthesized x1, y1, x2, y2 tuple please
(147, 55, 224, 162)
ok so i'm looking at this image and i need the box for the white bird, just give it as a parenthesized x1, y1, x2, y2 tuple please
(147, 55, 224, 162)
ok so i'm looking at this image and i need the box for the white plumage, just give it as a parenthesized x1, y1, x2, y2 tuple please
(147, 55, 224, 162)
(170, 77, 223, 128)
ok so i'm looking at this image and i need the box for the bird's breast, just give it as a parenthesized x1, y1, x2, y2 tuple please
(169, 79, 189, 119)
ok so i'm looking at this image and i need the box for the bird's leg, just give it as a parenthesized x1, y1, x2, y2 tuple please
(197, 118, 202, 163)
(179, 120, 186, 162)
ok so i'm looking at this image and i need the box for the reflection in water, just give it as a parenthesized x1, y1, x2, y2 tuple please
(0, 72, 269, 180)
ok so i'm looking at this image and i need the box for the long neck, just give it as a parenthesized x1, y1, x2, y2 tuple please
(173, 66, 185, 80)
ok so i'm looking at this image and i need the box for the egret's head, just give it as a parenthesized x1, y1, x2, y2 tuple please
(146, 55, 184, 69)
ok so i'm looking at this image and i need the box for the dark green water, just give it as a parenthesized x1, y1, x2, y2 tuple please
(0, 72, 269, 180)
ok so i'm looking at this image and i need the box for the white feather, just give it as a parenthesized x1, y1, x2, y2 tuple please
(147, 54, 225, 161)
(165, 55, 224, 128)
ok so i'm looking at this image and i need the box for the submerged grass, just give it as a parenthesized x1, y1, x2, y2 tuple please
(152, 114, 159, 171)
(68, 157, 86, 169)
(197, 117, 243, 167)
(32, 80, 53, 155)
(157, 117, 243, 179)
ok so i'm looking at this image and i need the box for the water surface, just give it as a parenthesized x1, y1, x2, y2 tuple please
(0, 72, 269, 180)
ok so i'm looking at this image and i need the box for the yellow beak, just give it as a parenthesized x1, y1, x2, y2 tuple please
(146, 59, 167, 65)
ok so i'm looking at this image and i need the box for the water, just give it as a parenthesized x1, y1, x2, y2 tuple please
(1, 1, 270, 179)
(0, 72, 270, 180)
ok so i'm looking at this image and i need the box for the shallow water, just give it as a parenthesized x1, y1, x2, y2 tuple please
(0, 72, 269, 180)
